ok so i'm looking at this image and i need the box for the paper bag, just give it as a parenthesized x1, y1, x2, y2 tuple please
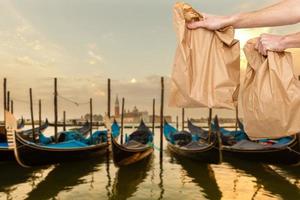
(169, 2, 240, 109)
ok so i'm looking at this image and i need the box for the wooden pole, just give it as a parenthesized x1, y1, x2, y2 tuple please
(3, 78, 6, 127)
(107, 78, 111, 118)
(176, 115, 179, 130)
(38, 99, 42, 131)
(152, 98, 155, 133)
(63, 110, 66, 131)
(11, 100, 13, 114)
(235, 106, 238, 132)
(29, 88, 36, 143)
(208, 108, 212, 143)
(160, 77, 164, 156)
(182, 108, 185, 131)
(90, 98, 93, 144)
(120, 97, 125, 145)
(54, 78, 58, 143)
(7, 91, 10, 112)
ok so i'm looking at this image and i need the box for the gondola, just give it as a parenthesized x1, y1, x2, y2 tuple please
(10, 120, 108, 167)
(188, 117, 300, 164)
(12, 131, 108, 167)
(163, 118, 222, 164)
(0, 120, 49, 161)
(111, 120, 154, 166)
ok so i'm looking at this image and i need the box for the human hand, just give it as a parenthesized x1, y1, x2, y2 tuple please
(255, 34, 287, 56)
(186, 14, 233, 30)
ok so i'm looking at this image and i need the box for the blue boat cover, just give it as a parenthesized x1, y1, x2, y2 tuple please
(0, 143, 8, 147)
(39, 133, 53, 144)
(163, 122, 177, 141)
(211, 123, 248, 142)
(39, 130, 107, 146)
(111, 121, 120, 138)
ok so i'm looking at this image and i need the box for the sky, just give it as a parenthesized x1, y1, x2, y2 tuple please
(1, 0, 300, 121)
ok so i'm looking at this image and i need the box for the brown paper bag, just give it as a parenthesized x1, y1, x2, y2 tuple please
(242, 38, 300, 139)
(169, 2, 240, 109)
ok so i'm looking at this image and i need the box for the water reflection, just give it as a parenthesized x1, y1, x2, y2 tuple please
(109, 155, 153, 200)
(158, 155, 165, 200)
(0, 162, 44, 199)
(25, 157, 105, 200)
(227, 158, 300, 199)
(105, 150, 112, 199)
(168, 152, 222, 200)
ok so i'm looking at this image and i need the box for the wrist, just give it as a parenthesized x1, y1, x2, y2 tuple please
(227, 13, 240, 28)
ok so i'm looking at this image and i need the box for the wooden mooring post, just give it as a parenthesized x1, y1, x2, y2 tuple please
(120, 97, 125, 145)
(54, 78, 58, 143)
(208, 108, 212, 143)
(152, 98, 155, 133)
(106, 78, 111, 149)
(7, 91, 10, 112)
(90, 98, 93, 144)
(63, 110, 66, 131)
(11, 100, 13, 114)
(160, 77, 164, 157)
(3, 78, 6, 130)
(107, 78, 111, 118)
(182, 108, 185, 131)
(29, 88, 36, 143)
(235, 106, 238, 132)
(39, 99, 42, 131)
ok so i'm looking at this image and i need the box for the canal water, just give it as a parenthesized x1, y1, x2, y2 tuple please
(0, 126, 299, 200)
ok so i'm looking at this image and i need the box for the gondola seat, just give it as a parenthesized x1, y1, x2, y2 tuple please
(229, 138, 294, 150)
(123, 140, 148, 149)
(39, 130, 107, 145)
(42, 140, 88, 148)
(181, 141, 210, 150)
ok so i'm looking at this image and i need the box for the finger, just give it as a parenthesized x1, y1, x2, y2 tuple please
(260, 42, 268, 55)
(255, 40, 260, 50)
(257, 41, 263, 54)
(187, 23, 196, 29)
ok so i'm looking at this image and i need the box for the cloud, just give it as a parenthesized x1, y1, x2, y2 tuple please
(88, 50, 103, 62)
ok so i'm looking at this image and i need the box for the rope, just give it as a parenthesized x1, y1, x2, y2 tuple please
(57, 94, 89, 106)
(287, 147, 300, 156)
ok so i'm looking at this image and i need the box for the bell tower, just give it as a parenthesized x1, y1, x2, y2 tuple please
(115, 95, 120, 117)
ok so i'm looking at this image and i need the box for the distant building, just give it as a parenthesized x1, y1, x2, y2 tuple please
(112, 96, 150, 123)
(84, 114, 103, 122)
(149, 115, 172, 123)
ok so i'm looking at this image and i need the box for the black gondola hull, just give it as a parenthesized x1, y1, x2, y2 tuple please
(111, 138, 154, 166)
(188, 120, 300, 164)
(0, 148, 14, 161)
(167, 141, 221, 164)
(14, 134, 108, 167)
(222, 138, 300, 164)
